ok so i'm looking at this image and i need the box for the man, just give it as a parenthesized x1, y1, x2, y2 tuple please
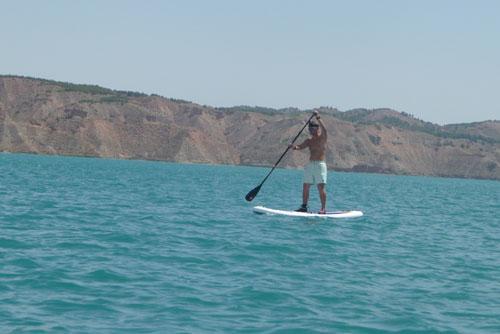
(289, 111, 328, 214)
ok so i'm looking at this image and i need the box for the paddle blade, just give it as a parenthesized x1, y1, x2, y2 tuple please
(245, 185, 261, 202)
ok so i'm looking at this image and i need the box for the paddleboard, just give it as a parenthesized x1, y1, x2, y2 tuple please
(253, 206, 363, 219)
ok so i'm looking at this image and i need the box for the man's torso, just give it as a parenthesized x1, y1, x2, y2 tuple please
(308, 136, 326, 161)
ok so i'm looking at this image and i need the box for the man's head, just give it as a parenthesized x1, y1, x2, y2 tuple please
(308, 120, 319, 135)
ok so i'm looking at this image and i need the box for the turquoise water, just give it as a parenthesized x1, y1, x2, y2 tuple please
(1, 153, 499, 333)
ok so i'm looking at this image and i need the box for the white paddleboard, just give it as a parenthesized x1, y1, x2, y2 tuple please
(253, 206, 363, 219)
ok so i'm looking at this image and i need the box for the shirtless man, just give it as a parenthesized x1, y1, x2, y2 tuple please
(289, 111, 328, 214)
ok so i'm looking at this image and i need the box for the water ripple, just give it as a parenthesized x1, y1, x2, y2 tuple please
(0, 154, 499, 333)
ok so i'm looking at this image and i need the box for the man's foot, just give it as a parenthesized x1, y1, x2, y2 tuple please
(318, 209, 326, 214)
(295, 204, 308, 212)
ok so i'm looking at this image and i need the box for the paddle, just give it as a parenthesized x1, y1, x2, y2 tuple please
(245, 113, 316, 201)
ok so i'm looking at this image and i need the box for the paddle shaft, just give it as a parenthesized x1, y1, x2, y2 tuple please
(257, 113, 316, 187)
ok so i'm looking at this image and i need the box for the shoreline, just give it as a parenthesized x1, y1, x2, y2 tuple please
(2, 150, 498, 182)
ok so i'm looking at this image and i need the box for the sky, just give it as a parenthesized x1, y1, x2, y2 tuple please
(1, 0, 499, 124)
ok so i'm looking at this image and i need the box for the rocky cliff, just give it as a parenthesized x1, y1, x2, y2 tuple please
(1, 75, 499, 180)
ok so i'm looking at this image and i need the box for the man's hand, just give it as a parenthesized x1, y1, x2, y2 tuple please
(288, 144, 297, 150)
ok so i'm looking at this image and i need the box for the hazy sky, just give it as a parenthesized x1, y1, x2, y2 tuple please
(1, 0, 499, 124)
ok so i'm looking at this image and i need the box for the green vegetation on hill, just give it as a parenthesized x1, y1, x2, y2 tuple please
(60, 83, 113, 95)
(334, 109, 499, 144)
(216, 105, 302, 116)
(1, 74, 147, 99)
(214, 105, 499, 143)
(98, 96, 129, 104)
(378, 116, 498, 144)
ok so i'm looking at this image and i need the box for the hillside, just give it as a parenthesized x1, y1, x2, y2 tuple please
(1, 75, 499, 180)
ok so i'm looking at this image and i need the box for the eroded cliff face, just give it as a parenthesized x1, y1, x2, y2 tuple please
(1, 76, 499, 180)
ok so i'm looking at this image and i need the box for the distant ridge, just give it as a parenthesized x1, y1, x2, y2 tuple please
(1, 75, 499, 180)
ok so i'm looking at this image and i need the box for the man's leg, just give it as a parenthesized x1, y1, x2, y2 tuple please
(317, 183, 326, 213)
(302, 183, 311, 207)
(296, 183, 311, 212)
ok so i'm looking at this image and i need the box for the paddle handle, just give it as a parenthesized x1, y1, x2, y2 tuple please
(258, 113, 316, 186)
(245, 113, 316, 201)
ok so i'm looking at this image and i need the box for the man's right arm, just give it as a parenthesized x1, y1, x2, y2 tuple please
(290, 139, 309, 150)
